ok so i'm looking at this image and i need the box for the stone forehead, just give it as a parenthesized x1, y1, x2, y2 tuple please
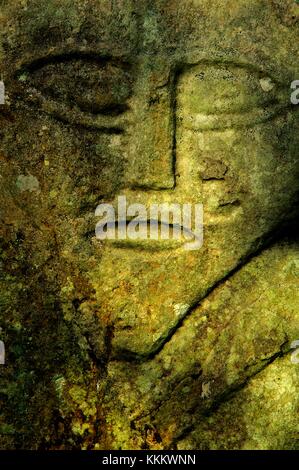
(1, 0, 298, 79)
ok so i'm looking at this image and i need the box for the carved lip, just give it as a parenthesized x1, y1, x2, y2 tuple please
(94, 218, 201, 251)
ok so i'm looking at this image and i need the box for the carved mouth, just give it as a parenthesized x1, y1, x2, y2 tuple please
(94, 218, 201, 251)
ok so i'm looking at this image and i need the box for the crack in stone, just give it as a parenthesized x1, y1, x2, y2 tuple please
(169, 340, 291, 449)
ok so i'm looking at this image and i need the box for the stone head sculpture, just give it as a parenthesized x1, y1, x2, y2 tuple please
(0, 0, 298, 450)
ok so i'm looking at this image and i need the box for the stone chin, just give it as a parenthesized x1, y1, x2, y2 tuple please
(87, 200, 297, 360)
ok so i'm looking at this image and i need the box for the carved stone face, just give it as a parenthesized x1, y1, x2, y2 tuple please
(1, 0, 299, 361)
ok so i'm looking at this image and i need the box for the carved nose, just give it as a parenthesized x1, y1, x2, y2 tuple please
(126, 80, 175, 191)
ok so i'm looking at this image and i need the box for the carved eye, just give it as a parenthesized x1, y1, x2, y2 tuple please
(16, 54, 133, 130)
(177, 64, 290, 130)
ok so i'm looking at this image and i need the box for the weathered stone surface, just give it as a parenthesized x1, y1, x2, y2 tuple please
(0, 0, 298, 450)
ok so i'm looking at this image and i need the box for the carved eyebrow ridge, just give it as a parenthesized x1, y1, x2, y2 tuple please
(15, 51, 133, 77)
